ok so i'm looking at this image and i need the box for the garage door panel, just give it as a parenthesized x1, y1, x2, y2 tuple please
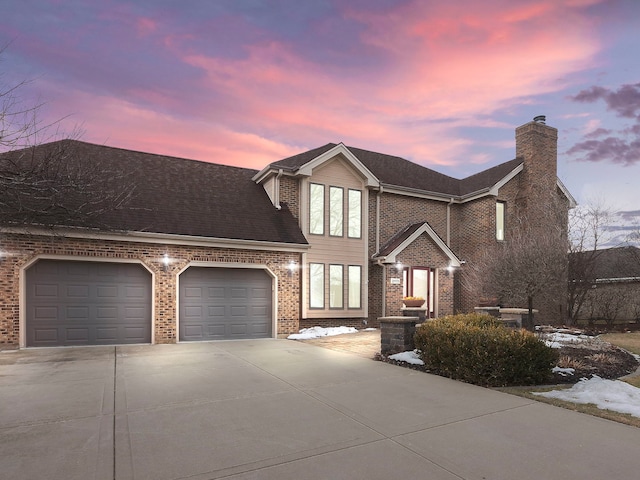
(35, 284, 58, 297)
(26, 260, 152, 347)
(180, 267, 272, 341)
(34, 329, 58, 342)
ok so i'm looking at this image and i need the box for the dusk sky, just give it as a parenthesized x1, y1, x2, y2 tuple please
(2, 0, 640, 225)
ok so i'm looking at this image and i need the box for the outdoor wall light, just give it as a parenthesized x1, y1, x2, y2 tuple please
(162, 253, 171, 272)
(395, 262, 403, 271)
(287, 260, 297, 272)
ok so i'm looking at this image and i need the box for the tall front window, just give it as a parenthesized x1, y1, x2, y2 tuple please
(348, 189, 362, 238)
(348, 265, 361, 309)
(329, 187, 343, 236)
(496, 201, 505, 241)
(329, 264, 343, 308)
(309, 263, 324, 308)
(309, 184, 325, 235)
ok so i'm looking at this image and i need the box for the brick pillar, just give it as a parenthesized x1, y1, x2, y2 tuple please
(380, 316, 418, 355)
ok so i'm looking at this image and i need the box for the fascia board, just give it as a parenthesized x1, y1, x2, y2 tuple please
(487, 163, 524, 196)
(379, 223, 461, 267)
(297, 143, 380, 187)
(381, 185, 459, 202)
(557, 177, 578, 208)
(1, 226, 310, 252)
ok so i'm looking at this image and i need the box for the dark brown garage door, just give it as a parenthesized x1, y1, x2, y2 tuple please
(179, 267, 272, 341)
(26, 260, 152, 347)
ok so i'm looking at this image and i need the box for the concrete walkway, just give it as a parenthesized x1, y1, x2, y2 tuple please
(1, 339, 639, 480)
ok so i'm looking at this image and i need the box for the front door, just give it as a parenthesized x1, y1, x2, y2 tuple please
(403, 267, 435, 318)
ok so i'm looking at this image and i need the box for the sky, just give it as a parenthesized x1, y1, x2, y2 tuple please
(2, 0, 640, 233)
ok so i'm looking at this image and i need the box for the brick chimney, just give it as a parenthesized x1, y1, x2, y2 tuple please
(516, 115, 558, 194)
(515, 116, 559, 225)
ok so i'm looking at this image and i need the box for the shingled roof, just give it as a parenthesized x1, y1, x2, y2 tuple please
(2, 140, 308, 245)
(590, 246, 640, 280)
(270, 143, 523, 198)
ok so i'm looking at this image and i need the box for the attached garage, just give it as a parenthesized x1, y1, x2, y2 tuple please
(179, 267, 273, 341)
(25, 259, 152, 347)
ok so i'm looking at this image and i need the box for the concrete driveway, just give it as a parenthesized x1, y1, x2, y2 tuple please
(1, 339, 639, 480)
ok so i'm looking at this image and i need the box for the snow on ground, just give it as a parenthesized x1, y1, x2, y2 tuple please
(552, 366, 575, 377)
(539, 331, 596, 349)
(389, 350, 424, 365)
(534, 376, 640, 418)
(287, 326, 358, 340)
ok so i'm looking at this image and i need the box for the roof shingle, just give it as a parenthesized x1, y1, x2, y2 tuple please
(2, 140, 308, 245)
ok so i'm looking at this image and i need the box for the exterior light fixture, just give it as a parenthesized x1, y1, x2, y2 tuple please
(287, 260, 297, 272)
(162, 253, 170, 272)
(395, 262, 403, 271)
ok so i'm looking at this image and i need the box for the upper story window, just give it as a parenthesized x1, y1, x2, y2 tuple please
(329, 187, 343, 236)
(496, 201, 506, 241)
(309, 182, 362, 238)
(309, 183, 325, 235)
(348, 189, 362, 238)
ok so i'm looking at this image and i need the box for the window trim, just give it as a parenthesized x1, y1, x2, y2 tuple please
(496, 201, 506, 241)
(329, 186, 344, 237)
(329, 264, 344, 309)
(348, 265, 362, 309)
(309, 183, 325, 235)
(347, 189, 362, 239)
(309, 262, 325, 309)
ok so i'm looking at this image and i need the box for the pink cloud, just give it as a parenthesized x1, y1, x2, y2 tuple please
(8, 0, 610, 172)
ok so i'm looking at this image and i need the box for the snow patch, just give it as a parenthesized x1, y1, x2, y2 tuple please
(287, 326, 358, 340)
(388, 350, 424, 365)
(534, 376, 640, 418)
(552, 366, 575, 376)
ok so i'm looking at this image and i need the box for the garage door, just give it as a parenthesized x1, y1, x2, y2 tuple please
(179, 267, 272, 341)
(26, 260, 152, 347)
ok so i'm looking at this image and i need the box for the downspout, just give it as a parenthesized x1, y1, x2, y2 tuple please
(376, 187, 385, 317)
(274, 169, 283, 210)
(376, 186, 383, 252)
(446, 197, 454, 246)
(376, 258, 386, 318)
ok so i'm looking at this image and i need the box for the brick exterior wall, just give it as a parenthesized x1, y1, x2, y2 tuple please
(0, 233, 301, 348)
(279, 176, 300, 220)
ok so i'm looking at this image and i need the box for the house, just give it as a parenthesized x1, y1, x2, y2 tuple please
(0, 117, 575, 348)
(572, 246, 640, 324)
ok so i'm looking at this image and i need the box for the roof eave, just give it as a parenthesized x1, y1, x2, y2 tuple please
(1, 226, 311, 252)
(372, 222, 462, 267)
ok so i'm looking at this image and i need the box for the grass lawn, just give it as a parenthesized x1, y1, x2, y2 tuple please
(600, 332, 640, 355)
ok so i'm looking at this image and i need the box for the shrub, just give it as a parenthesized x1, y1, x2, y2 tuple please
(414, 313, 559, 387)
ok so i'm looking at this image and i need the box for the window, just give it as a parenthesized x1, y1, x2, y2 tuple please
(348, 189, 362, 238)
(348, 265, 361, 309)
(309, 263, 324, 308)
(496, 201, 505, 241)
(329, 187, 343, 236)
(329, 264, 343, 308)
(309, 184, 324, 235)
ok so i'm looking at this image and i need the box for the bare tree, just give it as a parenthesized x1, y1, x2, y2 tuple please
(472, 228, 567, 329)
(567, 200, 618, 325)
(0, 47, 135, 230)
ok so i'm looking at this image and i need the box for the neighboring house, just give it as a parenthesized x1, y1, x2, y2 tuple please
(573, 246, 640, 324)
(0, 117, 575, 348)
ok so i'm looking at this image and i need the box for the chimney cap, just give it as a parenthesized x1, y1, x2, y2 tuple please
(533, 115, 546, 124)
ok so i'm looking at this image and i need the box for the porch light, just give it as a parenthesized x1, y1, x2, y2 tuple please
(395, 262, 403, 271)
(287, 260, 298, 272)
(162, 253, 171, 271)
